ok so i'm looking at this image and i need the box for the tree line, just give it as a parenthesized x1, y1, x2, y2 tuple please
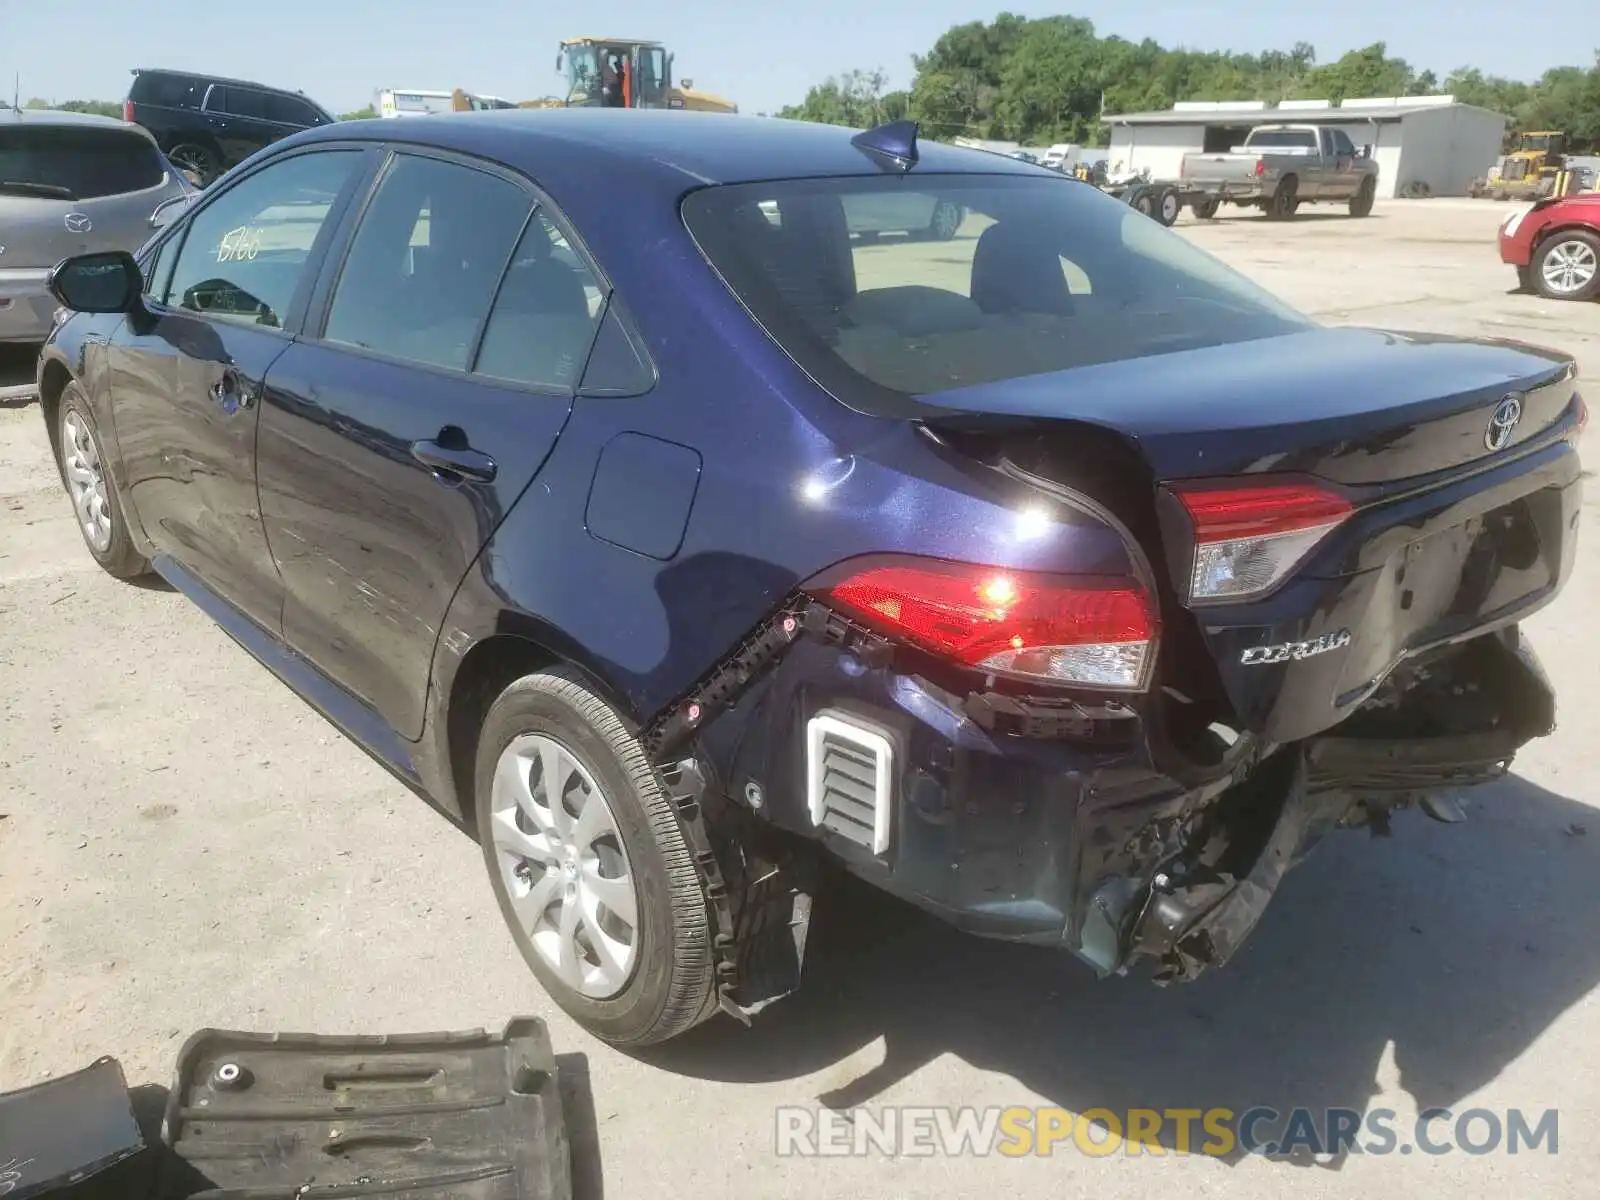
(776, 14, 1600, 151)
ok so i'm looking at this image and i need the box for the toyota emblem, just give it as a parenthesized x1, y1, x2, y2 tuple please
(1485, 393, 1523, 452)
(64, 212, 93, 234)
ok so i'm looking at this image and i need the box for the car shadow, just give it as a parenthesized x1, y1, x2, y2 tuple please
(643, 772, 1598, 1171)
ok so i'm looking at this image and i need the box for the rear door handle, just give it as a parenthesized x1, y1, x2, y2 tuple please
(411, 439, 497, 484)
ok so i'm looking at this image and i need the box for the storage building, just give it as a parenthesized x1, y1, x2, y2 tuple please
(1102, 95, 1508, 198)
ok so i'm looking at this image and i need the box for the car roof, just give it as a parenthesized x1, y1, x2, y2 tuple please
(302, 109, 1050, 192)
(131, 67, 306, 97)
(3, 107, 159, 140)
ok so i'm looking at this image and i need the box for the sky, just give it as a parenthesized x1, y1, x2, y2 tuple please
(0, 0, 1592, 119)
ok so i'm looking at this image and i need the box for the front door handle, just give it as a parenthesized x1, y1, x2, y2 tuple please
(209, 368, 255, 414)
(411, 439, 497, 484)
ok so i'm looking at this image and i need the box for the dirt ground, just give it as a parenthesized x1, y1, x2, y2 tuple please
(3, 198, 1600, 1198)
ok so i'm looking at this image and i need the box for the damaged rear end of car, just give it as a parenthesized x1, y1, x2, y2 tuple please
(673, 164, 1584, 992)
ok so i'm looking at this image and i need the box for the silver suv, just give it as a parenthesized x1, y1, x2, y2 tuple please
(1, 108, 192, 345)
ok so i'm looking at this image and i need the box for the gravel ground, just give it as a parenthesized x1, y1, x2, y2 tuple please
(3, 197, 1600, 1198)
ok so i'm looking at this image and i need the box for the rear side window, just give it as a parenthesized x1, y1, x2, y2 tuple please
(130, 72, 204, 109)
(164, 149, 359, 328)
(267, 94, 321, 126)
(682, 175, 1312, 412)
(212, 87, 268, 120)
(0, 125, 166, 199)
(323, 155, 532, 372)
(475, 211, 606, 390)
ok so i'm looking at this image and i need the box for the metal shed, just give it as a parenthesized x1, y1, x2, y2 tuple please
(1103, 95, 1508, 198)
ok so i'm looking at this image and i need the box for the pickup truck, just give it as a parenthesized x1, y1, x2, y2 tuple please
(1180, 124, 1381, 219)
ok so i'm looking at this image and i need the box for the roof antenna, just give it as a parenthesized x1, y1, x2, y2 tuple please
(851, 119, 919, 173)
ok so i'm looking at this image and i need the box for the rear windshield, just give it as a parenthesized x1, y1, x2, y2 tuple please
(1246, 130, 1317, 150)
(130, 72, 206, 109)
(682, 174, 1313, 414)
(0, 126, 166, 200)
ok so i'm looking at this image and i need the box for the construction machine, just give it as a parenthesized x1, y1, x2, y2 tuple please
(1475, 130, 1569, 200)
(554, 37, 737, 113)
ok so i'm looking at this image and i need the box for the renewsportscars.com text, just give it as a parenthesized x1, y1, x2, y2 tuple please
(775, 1105, 1560, 1159)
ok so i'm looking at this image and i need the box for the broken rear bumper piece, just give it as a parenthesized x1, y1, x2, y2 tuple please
(1117, 628, 1556, 983)
(658, 601, 1557, 992)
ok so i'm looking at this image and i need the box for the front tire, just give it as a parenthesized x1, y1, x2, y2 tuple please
(1349, 176, 1376, 217)
(926, 200, 964, 241)
(1532, 231, 1600, 301)
(474, 667, 717, 1046)
(55, 383, 148, 579)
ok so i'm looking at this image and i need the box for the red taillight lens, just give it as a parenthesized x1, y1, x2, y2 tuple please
(1172, 480, 1353, 603)
(123, 100, 134, 122)
(1254, 159, 1266, 178)
(817, 559, 1158, 689)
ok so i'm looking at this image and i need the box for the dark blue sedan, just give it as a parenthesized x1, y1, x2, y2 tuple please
(38, 109, 1584, 1045)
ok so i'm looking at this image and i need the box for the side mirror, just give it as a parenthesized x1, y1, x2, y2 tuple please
(1361, 145, 1372, 159)
(681, 78, 694, 90)
(150, 193, 194, 229)
(49, 251, 142, 314)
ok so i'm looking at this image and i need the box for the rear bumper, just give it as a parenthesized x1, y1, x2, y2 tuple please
(697, 613, 1559, 981)
(0, 270, 56, 344)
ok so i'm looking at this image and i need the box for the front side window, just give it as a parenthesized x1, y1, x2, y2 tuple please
(164, 150, 359, 328)
(683, 174, 1313, 413)
(322, 154, 532, 371)
(1330, 130, 1358, 158)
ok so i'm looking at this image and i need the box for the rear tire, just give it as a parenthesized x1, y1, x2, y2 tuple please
(1131, 187, 1156, 218)
(1267, 176, 1299, 220)
(1531, 230, 1600, 302)
(1191, 198, 1220, 220)
(473, 667, 717, 1046)
(1349, 176, 1376, 217)
(54, 383, 148, 580)
(166, 141, 220, 186)
(1155, 187, 1181, 226)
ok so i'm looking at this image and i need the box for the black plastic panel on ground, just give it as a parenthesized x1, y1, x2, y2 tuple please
(156, 1018, 571, 1199)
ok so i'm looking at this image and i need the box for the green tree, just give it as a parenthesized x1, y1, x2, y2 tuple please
(340, 105, 377, 121)
(782, 20, 1600, 154)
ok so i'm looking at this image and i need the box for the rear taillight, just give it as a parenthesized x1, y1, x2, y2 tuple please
(123, 100, 134, 122)
(1254, 159, 1266, 178)
(1172, 480, 1352, 603)
(813, 558, 1159, 690)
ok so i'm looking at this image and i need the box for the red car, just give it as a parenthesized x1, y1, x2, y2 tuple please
(1499, 191, 1600, 301)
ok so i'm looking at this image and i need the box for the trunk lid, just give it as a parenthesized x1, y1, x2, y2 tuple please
(924, 327, 1577, 484)
(926, 327, 1584, 746)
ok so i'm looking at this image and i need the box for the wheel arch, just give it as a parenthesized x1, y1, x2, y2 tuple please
(440, 617, 647, 835)
(1531, 221, 1600, 256)
(37, 356, 73, 470)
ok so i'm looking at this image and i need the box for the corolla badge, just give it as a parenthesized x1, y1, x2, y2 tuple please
(1485, 393, 1523, 452)
(64, 212, 93, 233)
(1240, 629, 1352, 666)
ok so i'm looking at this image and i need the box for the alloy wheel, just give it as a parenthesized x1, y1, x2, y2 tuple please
(1540, 239, 1597, 296)
(62, 409, 112, 554)
(489, 733, 639, 999)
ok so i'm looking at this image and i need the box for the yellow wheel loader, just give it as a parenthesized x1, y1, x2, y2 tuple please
(553, 37, 737, 114)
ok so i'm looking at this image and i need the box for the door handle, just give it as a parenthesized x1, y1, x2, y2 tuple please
(209, 368, 255, 413)
(411, 439, 497, 484)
